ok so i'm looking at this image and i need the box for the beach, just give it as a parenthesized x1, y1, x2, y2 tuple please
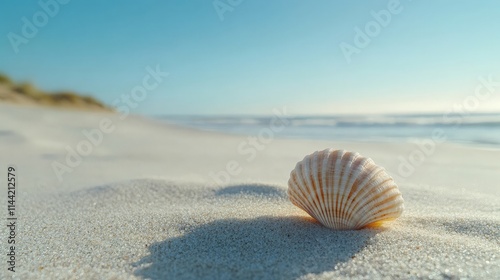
(1, 104, 499, 279)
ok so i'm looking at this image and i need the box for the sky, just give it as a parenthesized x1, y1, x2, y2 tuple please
(1, 0, 500, 116)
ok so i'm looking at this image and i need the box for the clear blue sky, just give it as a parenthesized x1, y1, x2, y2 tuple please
(1, 0, 499, 115)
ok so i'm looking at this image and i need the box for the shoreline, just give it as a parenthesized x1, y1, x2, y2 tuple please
(156, 117, 500, 151)
(154, 113, 500, 150)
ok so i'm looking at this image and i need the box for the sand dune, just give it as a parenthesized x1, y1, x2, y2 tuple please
(0, 104, 498, 279)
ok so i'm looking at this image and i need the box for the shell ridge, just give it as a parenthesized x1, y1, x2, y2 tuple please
(332, 150, 346, 228)
(288, 179, 314, 215)
(326, 150, 339, 228)
(336, 153, 356, 227)
(321, 149, 333, 227)
(321, 149, 335, 226)
(301, 152, 325, 224)
(349, 181, 400, 227)
(339, 154, 365, 228)
(335, 152, 348, 228)
(289, 165, 318, 218)
(291, 188, 318, 220)
(321, 150, 337, 227)
(310, 151, 329, 225)
(342, 164, 385, 226)
(339, 157, 370, 226)
(356, 197, 404, 228)
(355, 187, 403, 225)
(348, 176, 395, 226)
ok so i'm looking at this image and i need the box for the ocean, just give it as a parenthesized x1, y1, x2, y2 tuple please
(158, 113, 500, 148)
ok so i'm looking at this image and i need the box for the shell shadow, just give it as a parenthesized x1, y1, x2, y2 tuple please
(133, 215, 378, 279)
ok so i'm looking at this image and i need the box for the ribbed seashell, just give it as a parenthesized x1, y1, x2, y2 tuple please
(288, 149, 404, 230)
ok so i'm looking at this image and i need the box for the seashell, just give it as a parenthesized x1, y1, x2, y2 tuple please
(288, 149, 404, 230)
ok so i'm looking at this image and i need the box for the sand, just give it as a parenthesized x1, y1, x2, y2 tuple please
(0, 103, 499, 279)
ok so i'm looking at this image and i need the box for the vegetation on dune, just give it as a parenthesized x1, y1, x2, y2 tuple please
(0, 74, 13, 85)
(0, 73, 111, 110)
(13, 82, 41, 97)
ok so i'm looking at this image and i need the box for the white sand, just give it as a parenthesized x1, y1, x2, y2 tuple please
(0, 104, 499, 279)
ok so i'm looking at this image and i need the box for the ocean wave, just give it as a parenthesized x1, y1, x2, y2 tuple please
(165, 114, 500, 127)
(158, 114, 500, 147)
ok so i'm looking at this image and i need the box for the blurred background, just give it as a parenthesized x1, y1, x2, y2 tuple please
(1, 0, 500, 146)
